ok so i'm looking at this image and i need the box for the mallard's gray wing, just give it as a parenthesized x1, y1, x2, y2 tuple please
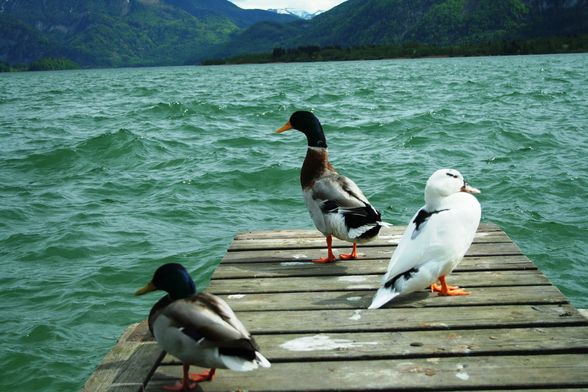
(311, 173, 370, 209)
(163, 293, 260, 352)
(312, 174, 382, 235)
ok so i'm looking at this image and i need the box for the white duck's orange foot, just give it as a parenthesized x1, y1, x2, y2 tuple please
(431, 283, 471, 296)
(431, 276, 470, 296)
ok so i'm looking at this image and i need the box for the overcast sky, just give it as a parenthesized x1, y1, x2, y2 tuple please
(229, 0, 348, 13)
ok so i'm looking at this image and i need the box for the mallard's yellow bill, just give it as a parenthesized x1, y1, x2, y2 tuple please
(135, 281, 156, 296)
(275, 121, 292, 133)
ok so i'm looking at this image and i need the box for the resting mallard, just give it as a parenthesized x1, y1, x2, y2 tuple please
(276, 111, 387, 263)
(369, 169, 481, 309)
(135, 263, 270, 391)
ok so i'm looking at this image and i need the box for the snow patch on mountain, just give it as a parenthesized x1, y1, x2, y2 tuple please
(268, 8, 323, 19)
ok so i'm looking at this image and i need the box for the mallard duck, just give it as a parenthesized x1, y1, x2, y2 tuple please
(135, 263, 270, 391)
(369, 169, 481, 309)
(276, 111, 386, 263)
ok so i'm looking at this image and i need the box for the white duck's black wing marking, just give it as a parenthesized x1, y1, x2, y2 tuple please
(411, 208, 449, 239)
(384, 266, 420, 289)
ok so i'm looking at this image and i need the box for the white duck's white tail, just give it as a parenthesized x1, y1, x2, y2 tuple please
(368, 286, 400, 309)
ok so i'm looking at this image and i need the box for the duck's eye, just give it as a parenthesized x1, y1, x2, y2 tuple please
(446, 172, 458, 178)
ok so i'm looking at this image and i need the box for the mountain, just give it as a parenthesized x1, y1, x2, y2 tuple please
(217, 0, 588, 59)
(2, 0, 587, 69)
(0, 0, 298, 67)
(164, 0, 298, 27)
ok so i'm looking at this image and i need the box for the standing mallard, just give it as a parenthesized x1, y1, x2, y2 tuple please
(369, 169, 481, 309)
(135, 263, 270, 391)
(276, 111, 386, 263)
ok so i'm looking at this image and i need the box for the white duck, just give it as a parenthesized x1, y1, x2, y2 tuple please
(276, 111, 387, 263)
(135, 263, 270, 391)
(369, 169, 481, 309)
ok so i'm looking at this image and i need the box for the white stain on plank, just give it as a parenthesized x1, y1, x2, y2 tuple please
(280, 334, 378, 352)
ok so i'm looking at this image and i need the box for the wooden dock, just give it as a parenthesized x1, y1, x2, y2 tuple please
(83, 224, 588, 392)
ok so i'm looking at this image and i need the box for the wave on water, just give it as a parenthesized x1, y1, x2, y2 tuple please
(142, 100, 230, 120)
(77, 128, 153, 162)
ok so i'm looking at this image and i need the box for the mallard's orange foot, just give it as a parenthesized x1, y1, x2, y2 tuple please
(189, 368, 215, 382)
(339, 243, 358, 260)
(162, 381, 197, 391)
(430, 283, 470, 296)
(311, 256, 337, 263)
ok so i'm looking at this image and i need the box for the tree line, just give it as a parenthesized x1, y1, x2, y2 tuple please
(1, 57, 80, 72)
(203, 35, 588, 65)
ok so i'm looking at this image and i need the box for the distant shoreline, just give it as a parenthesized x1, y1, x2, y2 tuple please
(0, 57, 79, 73)
(202, 35, 588, 66)
(3, 35, 587, 72)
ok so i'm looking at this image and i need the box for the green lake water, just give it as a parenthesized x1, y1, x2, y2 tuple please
(0, 54, 587, 390)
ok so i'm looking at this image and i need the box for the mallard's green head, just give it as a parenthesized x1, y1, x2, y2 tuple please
(135, 263, 196, 300)
(276, 111, 328, 148)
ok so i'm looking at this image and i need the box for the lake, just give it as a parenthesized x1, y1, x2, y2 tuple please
(0, 54, 587, 390)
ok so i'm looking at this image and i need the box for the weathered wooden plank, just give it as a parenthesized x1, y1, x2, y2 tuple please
(147, 354, 588, 391)
(211, 255, 537, 279)
(125, 321, 152, 342)
(439, 390, 588, 392)
(160, 326, 588, 364)
(106, 385, 143, 392)
(221, 241, 523, 263)
(234, 304, 586, 334)
(111, 343, 164, 386)
(215, 285, 568, 312)
(125, 304, 587, 337)
(437, 390, 588, 392)
(233, 223, 502, 240)
(228, 232, 511, 251)
(207, 270, 550, 294)
(82, 323, 164, 392)
(82, 324, 141, 392)
(262, 326, 588, 361)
